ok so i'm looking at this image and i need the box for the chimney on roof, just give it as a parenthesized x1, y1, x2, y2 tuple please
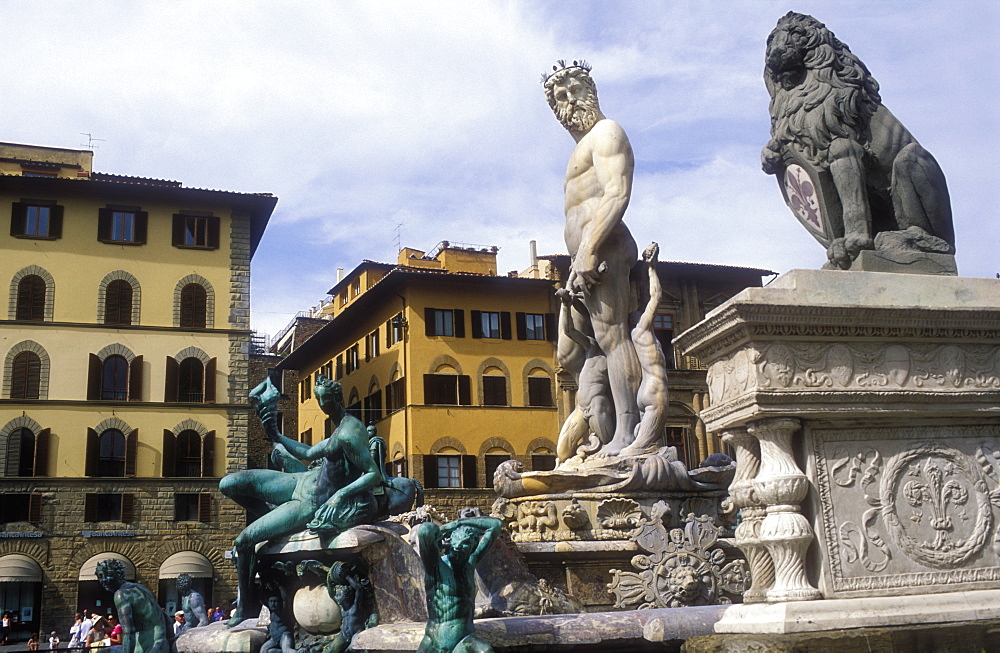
(336, 268, 344, 283)
(529, 240, 538, 266)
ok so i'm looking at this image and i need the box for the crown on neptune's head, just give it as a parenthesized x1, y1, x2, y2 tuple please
(541, 59, 592, 84)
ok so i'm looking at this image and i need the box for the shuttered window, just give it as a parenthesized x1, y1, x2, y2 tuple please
(10, 351, 41, 399)
(527, 377, 554, 407)
(104, 280, 133, 325)
(180, 283, 208, 328)
(15, 275, 46, 321)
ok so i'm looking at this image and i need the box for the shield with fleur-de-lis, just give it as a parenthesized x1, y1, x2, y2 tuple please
(775, 151, 844, 249)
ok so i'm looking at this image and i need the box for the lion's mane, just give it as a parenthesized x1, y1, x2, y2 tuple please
(765, 12, 881, 169)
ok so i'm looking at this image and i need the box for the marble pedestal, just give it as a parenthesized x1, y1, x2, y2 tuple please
(675, 270, 1000, 623)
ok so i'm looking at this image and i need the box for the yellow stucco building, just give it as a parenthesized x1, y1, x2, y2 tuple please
(0, 142, 275, 639)
(275, 243, 772, 513)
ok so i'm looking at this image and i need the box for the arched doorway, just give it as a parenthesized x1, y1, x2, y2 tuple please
(158, 552, 213, 616)
(78, 553, 136, 618)
(0, 554, 42, 642)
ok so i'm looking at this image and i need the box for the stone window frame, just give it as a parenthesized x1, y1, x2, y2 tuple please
(0, 415, 43, 476)
(3, 340, 50, 399)
(173, 274, 215, 328)
(476, 357, 511, 407)
(521, 359, 556, 407)
(8, 265, 55, 321)
(97, 270, 141, 325)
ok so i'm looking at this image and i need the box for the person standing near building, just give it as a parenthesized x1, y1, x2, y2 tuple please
(48, 631, 59, 650)
(78, 614, 93, 649)
(67, 614, 83, 649)
(1, 611, 11, 645)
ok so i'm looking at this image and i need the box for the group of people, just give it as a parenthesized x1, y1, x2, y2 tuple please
(64, 612, 122, 649)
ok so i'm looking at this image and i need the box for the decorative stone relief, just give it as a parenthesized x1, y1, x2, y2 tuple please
(597, 498, 642, 531)
(707, 342, 1000, 406)
(514, 501, 559, 541)
(607, 504, 747, 609)
(813, 424, 1000, 595)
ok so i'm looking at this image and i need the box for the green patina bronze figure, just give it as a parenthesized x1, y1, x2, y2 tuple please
(368, 424, 425, 517)
(96, 559, 176, 653)
(176, 573, 210, 632)
(220, 374, 385, 625)
(416, 517, 501, 653)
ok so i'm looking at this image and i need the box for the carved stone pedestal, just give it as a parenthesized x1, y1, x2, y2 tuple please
(677, 269, 1000, 610)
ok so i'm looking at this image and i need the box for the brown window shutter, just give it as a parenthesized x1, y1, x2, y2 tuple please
(134, 211, 148, 244)
(49, 205, 63, 238)
(164, 356, 179, 402)
(34, 429, 50, 476)
(86, 428, 99, 476)
(172, 214, 184, 246)
(204, 358, 217, 403)
(364, 336, 370, 362)
(470, 310, 482, 338)
(202, 431, 215, 477)
(385, 320, 392, 348)
(424, 307, 435, 337)
(423, 374, 434, 404)
(500, 312, 512, 340)
(462, 455, 478, 488)
(28, 494, 42, 523)
(162, 430, 176, 477)
(11, 351, 40, 399)
(125, 429, 138, 477)
(453, 309, 465, 338)
(84, 494, 97, 522)
(207, 215, 220, 249)
(10, 202, 26, 236)
(515, 312, 527, 340)
(129, 355, 143, 401)
(458, 375, 472, 406)
(545, 312, 557, 341)
(120, 493, 135, 522)
(87, 354, 102, 401)
(423, 455, 438, 488)
(97, 208, 112, 241)
(198, 493, 212, 522)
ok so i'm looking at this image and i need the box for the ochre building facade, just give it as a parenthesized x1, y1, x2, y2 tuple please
(0, 142, 275, 640)
(275, 243, 771, 515)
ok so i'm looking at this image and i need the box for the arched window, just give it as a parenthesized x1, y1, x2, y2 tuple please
(98, 429, 126, 477)
(102, 355, 129, 400)
(162, 427, 214, 478)
(175, 430, 202, 477)
(531, 447, 557, 472)
(16, 275, 46, 321)
(104, 279, 133, 325)
(180, 283, 207, 328)
(10, 351, 41, 399)
(178, 358, 205, 402)
(4, 428, 35, 477)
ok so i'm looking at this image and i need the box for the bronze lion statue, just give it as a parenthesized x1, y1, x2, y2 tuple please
(761, 12, 955, 270)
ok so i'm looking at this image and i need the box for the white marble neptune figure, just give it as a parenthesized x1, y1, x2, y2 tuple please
(543, 60, 645, 458)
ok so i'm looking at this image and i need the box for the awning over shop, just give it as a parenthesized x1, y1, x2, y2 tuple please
(79, 552, 136, 581)
(158, 551, 213, 579)
(0, 554, 42, 582)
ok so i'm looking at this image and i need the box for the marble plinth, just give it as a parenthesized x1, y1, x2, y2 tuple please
(712, 589, 1000, 634)
(351, 605, 727, 651)
(176, 620, 266, 653)
(676, 270, 1000, 604)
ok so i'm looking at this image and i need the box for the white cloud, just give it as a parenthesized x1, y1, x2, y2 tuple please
(2, 0, 995, 337)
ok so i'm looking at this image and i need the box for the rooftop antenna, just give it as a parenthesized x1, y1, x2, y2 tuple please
(393, 222, 404, 253)
(80, 133, 106, 150)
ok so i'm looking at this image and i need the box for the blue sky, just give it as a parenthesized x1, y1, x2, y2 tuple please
(3, 1, 996, 337)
